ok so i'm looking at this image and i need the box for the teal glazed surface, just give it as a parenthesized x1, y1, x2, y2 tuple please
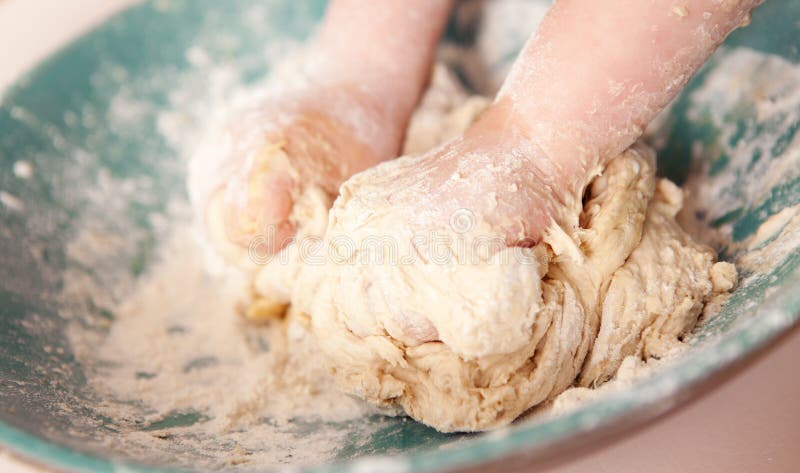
(1, 1, 799, 472)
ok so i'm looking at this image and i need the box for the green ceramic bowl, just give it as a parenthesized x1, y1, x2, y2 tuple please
(1, 1, 799, 472)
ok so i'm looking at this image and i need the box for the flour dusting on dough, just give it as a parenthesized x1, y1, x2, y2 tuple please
(303, 138, 734, 432)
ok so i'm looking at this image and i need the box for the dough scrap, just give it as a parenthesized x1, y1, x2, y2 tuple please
(300, 141, 735, 432)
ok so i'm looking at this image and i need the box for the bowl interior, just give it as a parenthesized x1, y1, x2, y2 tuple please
(1, 1, 799, 472)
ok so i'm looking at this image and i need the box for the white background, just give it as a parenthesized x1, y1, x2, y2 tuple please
(0, 1, 798, 472)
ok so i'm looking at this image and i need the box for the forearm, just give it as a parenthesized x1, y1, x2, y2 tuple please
(499, 0, 761, 189)
(315, 0, 454, 123)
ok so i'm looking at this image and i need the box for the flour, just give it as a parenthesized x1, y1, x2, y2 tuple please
(68, 223, 378, 470)
(0, 191, 24, 212)
(669, 48, 800, 248)
(747, 206, 798, 251)
(737, 204, 800, 280)
(12, 160, 34, 179)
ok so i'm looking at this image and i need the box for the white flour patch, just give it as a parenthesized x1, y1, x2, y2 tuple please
(68, 224, 377, 470)
(676, 48, 800, 247)
(12, 160, 34, 179)
(0, 190, 24, 211)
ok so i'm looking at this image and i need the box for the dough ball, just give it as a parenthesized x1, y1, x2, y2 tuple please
(302, 143, 735, 432)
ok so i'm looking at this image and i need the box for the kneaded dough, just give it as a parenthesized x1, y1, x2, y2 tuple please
(196, 66, 735, 432)
(297, 134, 735, 433)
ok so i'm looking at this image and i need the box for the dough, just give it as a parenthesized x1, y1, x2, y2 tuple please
(298, 141, 735, 433)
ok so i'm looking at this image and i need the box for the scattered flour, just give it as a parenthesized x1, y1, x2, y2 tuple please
(0, 191, 24, 212)
(738, 204, 800, 278)
(12, 160, 34, 179)
(68, 224, 378, 470)
(675, 48, 800, 249)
